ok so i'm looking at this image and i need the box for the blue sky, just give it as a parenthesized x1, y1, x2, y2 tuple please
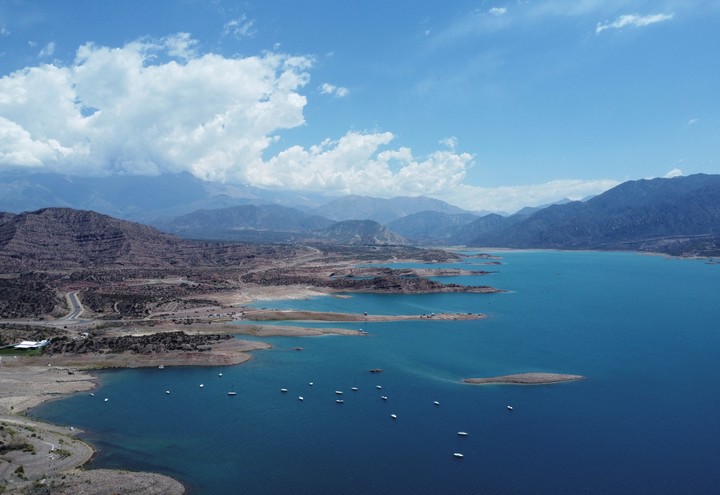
(0, 0, 718, 212)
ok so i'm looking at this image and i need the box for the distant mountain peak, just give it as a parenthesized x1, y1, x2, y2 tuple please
(467, 174, 720, 256)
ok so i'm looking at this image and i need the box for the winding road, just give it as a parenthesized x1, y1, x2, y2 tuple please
(62, 291, 84, 320)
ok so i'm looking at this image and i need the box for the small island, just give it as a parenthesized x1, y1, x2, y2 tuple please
(463, 372, 585, 385)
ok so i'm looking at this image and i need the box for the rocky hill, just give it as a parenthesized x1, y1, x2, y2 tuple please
(467, 174, 720, 256)
(0, 208, 298, 272)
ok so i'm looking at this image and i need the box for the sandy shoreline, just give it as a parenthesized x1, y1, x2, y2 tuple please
(0, 366, 185, 494)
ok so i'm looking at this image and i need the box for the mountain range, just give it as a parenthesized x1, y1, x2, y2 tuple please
(1, 171, 719, 256)
(467, 174, 720, 256)
(0, 170, 480, 224)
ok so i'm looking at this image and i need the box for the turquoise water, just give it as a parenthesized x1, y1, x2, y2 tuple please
(32, 251, 720, 494)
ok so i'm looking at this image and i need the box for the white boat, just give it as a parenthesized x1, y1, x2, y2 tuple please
(336, 399, 344, 404)
(507, 405, 513, 411)
(298, 396, 304, 401)
(335, 390, 343, 395)
(218, 373, 223, 377)
(158, 365, 164, 369)
(90, 393, 94, 396)
(165, 390, 170, 394)
(376, 385, 382, 389)
(433, 401, 440, 405)
(199, 384, 204, 388)
(227, 391, 237, 396)
(453, 453, 464, 458)
(457, 431, 468, 436)
(381, 396, 388, 400)
(280, 388, 288, 393)
(351, 387, 358, 391)
(309, 382, 314, 386)
(104, 398, 109, 402)
(390, 413, 397, 419)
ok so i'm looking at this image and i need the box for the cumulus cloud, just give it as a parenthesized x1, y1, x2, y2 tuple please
(664, 168, 683, 178)
(596, 12, 674, 34)
(0, 36, 311, 179)
(319, 82, 349, 97)
(252, 131, 472, 197)
(0, 35, 481, 204)
(0, 33, 623, 212)
(489, 7, 507, 16)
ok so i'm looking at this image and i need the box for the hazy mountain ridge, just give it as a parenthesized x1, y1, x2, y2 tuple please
(447, 213, 519, 246)
(0, 172, 508, 228)
(158, 204, 335, 241)
(156, 205, 408, 245)
(3, 171, 720, 256)
(387, 211, 479, 245)
(308, 220, 408, 245)
(311, 195, 470, 223)
(468, 174, 720, 256)
(0, 171, 316, 223)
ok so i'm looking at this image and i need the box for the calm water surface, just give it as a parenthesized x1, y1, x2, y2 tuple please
(32, 251, 720, 494)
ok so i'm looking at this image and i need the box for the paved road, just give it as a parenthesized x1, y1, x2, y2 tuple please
(62, 291, 84, 320)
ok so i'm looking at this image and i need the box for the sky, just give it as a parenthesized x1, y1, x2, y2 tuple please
(0, 0, 718, 213)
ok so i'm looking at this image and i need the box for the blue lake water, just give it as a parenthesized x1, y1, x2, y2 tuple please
(31, 251, 720, 494)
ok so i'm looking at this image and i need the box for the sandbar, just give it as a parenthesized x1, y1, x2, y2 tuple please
(463, 372, 585, 385)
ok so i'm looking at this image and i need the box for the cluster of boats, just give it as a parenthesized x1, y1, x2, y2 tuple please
(269, 382, 504, 459)
(151, 368, 516, 460)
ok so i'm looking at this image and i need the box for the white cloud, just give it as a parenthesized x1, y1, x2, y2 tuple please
(253, 131, 473, 197)
(439, 136, 458, 150)
(489, 7, 507, 16)
(0, 36, 311, 179)
(38, 42, 55, 58)
(664, 168, 683, 178)
(0, 35, 481, 205)
(163, 33, 198, 60)
(596, 12, 674, 34)
(687, 118, 699, 125)
(0, 34, 628, 213)
(436, 178, 620, 213)
(223, 15, 256, 39)
(319, 83, 349, 97)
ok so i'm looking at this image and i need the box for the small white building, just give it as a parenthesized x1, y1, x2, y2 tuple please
(13, 339, 50, 349)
